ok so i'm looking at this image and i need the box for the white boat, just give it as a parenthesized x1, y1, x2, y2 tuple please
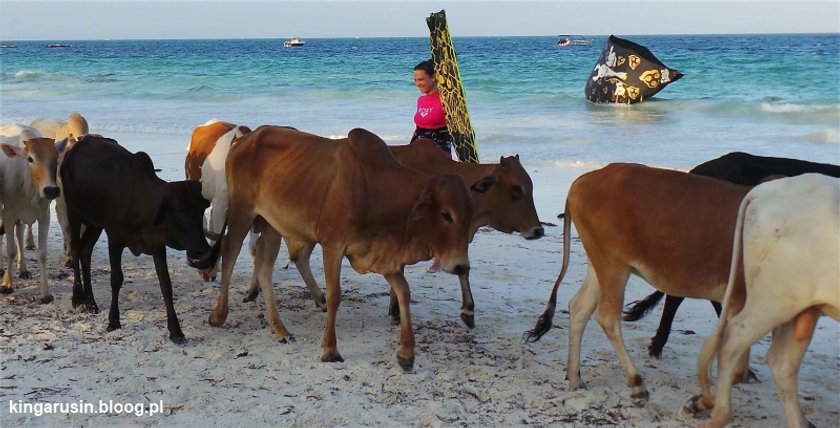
(283, 36, 305, 48)
(557, 35, 591, 47)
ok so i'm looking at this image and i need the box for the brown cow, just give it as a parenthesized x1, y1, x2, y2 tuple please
(526, 163, 751, 399)
(209, 126, 475, 371)
(184, 119, 251, 280)
(242, 137, 544, 327)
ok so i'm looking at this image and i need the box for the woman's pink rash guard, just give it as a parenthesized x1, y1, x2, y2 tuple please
(414, 90, 447, 130)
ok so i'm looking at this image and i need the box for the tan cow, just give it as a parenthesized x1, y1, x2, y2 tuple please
(30, 113, 89, 259)
(526, 163, 751, 399)
(0, 137, 61, 302)
(209, 126, 474, 372)
(243, 137, 544, 327)
(184, 119, 251, 280)
(693, 174, 840, 428)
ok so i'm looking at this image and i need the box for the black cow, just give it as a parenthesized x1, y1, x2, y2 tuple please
(61, 135, 217, 343)
(624, 151, 840, 357)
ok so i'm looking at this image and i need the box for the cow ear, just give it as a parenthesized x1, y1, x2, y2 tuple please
(470, 175, 496, 193)
(55, 137, 70, 155)
(154, 198, 170, 225)
(409, 185, 433, 222)
(0, 143, 21, 158)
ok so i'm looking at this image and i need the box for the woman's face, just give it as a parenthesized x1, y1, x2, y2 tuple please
(413, 69, 436, 94)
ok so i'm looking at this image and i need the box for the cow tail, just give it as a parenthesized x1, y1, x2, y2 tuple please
(695, 193, 751, 410)
(525, 199, 572, 342)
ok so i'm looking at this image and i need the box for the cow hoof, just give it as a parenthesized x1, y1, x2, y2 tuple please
(107, 322, 122, 332)
(0, 287, 12, 295)
(208, 310, 227, 327)
(397, 355, 415, 373)
(647, 343, 663, 358)
(64, 259, 73, 269)
(200, 270, 216, 282)
(170, 335, 187, 345)
(316, 297, 327, 312)
(85, 302, 100, 314)
(390, 315, 401, 326)
(460, 313, 475, 329)
(279, 334, 296, 344)
(39, 295, 54, 304)
(243, 289, 259, 303)
(631, 389, 649, 407)
(686, 394, 714, 413)
(743, 368, 759, 384)
(320, 352, 344, 363)
(18, 271, 31, 280)
(25, 245, 36, 251)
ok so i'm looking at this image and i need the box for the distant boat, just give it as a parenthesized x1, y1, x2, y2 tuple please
(46, 43, 71, 48)
(0, 44, 17, 48)
(557, 35, 591, 47)
(283, 36, 305, 48)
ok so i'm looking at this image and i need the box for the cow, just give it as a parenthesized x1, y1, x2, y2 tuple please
(0, 124, 45, 258)
(692, 174, 840, 428)
(0, 136, 61, 303)
(525, 163, 751, 399)
(208, 126, 475, 372)
(242, 137, 544, 328)
(29, 113, 90, 259)
(623, 152, 840, 357)
(61, 134, 217, 343)
(184, 119, 252, 281)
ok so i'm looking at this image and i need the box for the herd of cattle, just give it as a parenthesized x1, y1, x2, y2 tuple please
(1, 114, 838, 427)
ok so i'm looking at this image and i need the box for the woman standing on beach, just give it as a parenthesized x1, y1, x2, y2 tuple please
(411, 59, 453, 158)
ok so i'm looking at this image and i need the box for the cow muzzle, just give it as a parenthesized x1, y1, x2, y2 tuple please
(525, 225, 545, 240)
(42, 186, 60, 200)
(186, 246, 214, 270)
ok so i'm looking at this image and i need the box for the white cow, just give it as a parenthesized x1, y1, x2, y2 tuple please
(694, 174, 840, 428)
(184, 119, 252, 281)
(30, 113, 89, 263)
(0, 124, 44, 269)
(0, 136, 61, 302)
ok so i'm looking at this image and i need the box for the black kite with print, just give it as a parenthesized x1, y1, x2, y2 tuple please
(585, 35, 684, 104)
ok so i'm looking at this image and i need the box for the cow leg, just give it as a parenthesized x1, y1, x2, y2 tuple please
(385, 271, 415, 372)
(201, 198, 227, 282)
(0, 215, 17, 294)
(592, 266, 647, 400)
(106, 241, 124, 332)
(388, 288, 401, 325)
(55, 195, 73, 268)
(14, 221, 30, 279)
(649, 294, 684, 357)
(152, 249, 185, 344)
(78, 226, 103, 313)
(24, 223, 35, 251)
(457, 272, 476, 328)
(701, 302, 790, 428)
(209, 207, 253, 327)
(289, 239, 327, 311)
(254, 228, 294, 342)
(766, 310, 818, 428)
(567, 264, 600, 390)
(320, 246, 344, 363)
(35, 213, 52, 303)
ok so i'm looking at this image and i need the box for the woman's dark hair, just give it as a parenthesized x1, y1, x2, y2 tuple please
(414, 59, 435, 76)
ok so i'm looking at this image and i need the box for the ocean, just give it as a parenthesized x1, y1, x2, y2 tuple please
(1, 34, 838, 180)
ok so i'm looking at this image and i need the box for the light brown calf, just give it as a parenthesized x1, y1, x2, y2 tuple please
(526, 163, 750, 399)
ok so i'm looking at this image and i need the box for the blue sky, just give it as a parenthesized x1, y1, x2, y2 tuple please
(1, 1, 838, 40)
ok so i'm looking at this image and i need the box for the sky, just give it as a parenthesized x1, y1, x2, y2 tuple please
(0, 0, 838, 40)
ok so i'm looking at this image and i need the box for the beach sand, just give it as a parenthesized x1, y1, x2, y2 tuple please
(0, 154, 838, 427)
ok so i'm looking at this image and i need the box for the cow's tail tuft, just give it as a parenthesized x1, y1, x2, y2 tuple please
(525, 199, 572, 342)
(622, 291, 665, 321)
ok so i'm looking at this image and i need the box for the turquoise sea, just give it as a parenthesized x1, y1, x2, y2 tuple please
(1, 34, 838, 179)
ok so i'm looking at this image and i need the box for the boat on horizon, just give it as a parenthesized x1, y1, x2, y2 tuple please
(0, 44, 17, 48)
(557, 35, 592, 47)
(283, 36, 305, 48)
(46, 43, 71, 48)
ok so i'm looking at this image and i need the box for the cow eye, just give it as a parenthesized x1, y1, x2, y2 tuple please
(511, 185, 523, 200)
(27, 157, 34, 163)
(441, 212, 453, 224)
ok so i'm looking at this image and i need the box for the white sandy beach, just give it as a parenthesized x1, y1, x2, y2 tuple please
(0, 150, 838, 427)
